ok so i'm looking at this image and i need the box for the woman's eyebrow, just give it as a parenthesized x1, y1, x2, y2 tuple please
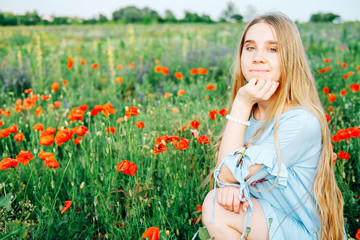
(244, 40, 278, 45)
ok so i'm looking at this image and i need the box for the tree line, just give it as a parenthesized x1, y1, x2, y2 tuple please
(0, 4, 341, 26)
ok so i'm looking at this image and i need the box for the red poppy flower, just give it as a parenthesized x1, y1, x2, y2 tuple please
(349, 83, 359, 93)
(40, 135, 55, 146)
(79, 105, 89, 112)
(44, 158, 59, 168)
(325, 66, 331, 71)
(117, 64, 123, 69)
(160, 66, 169, 75)
(340, 90, 347, 96)
(340, 46, 345, 50)
(317, 69, 325, 74)
(338, 151, 350, 160)
(51, 82, 59, 92)
(63, 80, 68, 85)
(73, 126, 88, 136)
(34, 106, 42, 116)
(168, 136, 180, 143)
(174, 72, 183, 80)
(60, 200, 72, 214)
(346, 127, 360, 138)
(0, 128, 10, 138)
(190, 68, 198, 75)
(154, 66, 161, 72)
(8, 125, 18, 134)
(81, 60, 86, 66)
(208, 110, 218, 120)
(90, 105, 103, 116)
(197, 135, 211, 145)
(74, 137, 83, 144)
(152, 143, 167, 155)
(341, 62, 347, 68)
(190, 120, 200, 129)
(107, 127, 116, 134)
(41, 127, 56, 137)
(205, 84, 216, 90)
(24, 88, 33, 94)
(125, 106, 139, 118)
(68, 107, 84, 122)
(135, 121, 145, 129)
(343, 74, 349, 79)
(324, 58, 330, 63)
(67, 57, 73, 70)
(129, 63, 135, 68)
(177, 89, 185, 96)
(174, 137, 189, 150)
(92, 63, 99, 69)
(142, 227, 159, 240)
(33, 123, 44, 132)
(164, 93, 171, 98)
(38, 151, 55, 161)
(218, 109, 227, 116)
(102, 103, 116, 117)
(196, 205, 202, 212)
(53, 101, 62, 109)
(55, 128, 73, 146)
(327, 93, 336, 103)
(116, 77, 123, 83)
(155, 135, 169, 145)
(116, 160, 137, 175)
(322, 87, 330, 95)
(0, 120, 3, 127)
(41, 95, 50, 101)
(325, 114, 331, 121)
(16, 150, 33, 166)
(14, 132, 24, 142)
(0, 158, 19, 170)
(198, 68, 207, 75)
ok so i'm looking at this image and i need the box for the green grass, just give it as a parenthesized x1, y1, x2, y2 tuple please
(0, 22, 359, 239)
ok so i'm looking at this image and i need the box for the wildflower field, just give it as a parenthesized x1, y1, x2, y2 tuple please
(0, 22, 359, 239)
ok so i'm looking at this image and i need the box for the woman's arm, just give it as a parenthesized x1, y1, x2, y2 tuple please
(217, 79, 279, 183)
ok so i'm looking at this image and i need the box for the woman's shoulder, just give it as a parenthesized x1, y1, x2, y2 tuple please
(280, 106, 321, 133)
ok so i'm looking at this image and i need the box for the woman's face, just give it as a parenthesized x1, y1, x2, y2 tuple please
(240, 22, 281, 83)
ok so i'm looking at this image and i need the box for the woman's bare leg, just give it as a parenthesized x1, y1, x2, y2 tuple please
(202, 189, 268, 240)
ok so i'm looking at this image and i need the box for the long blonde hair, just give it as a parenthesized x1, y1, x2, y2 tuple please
(211, 12, 345, 240)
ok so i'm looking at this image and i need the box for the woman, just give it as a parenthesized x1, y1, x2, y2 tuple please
(201, 12, 346, 240)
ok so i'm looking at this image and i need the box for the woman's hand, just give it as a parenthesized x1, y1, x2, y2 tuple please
(236, 78, 280, 106)
(217, 186, 250, 214)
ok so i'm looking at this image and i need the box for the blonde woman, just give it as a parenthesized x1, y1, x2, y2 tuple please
(201, 12, 346, 240)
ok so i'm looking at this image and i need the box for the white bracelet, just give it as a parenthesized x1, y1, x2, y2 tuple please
(226, 114, 250, 126)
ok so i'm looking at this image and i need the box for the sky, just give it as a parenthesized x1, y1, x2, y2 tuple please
(0, 0, 358, 22)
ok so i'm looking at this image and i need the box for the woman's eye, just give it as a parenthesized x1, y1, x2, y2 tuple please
(246, 46, 255, 50)
(269, 47, 278, 52)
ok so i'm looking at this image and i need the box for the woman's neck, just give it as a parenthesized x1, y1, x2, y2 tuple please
(253, 99, 293, 121)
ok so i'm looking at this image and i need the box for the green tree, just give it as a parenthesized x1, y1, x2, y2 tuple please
(310, 12, 340, 22)
(164, 9, 177, 23)
(112, 6, 143, 23)
(98, 14, 108, 23)
(231, 14, 243, 23)
(220, 2, 237, 22)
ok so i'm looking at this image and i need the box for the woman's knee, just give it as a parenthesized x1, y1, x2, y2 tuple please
(201, 189, 216, 226)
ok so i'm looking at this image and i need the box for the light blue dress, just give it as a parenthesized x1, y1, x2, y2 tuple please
(212, 107, 346, 239)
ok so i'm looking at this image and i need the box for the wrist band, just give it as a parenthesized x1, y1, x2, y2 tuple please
(226, 114, 250, 126)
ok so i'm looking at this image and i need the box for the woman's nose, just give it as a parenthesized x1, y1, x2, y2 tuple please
(252, 50, 265, 63)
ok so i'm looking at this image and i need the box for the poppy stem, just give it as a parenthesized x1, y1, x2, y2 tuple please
(23, 164, 33, 204)
(52, 154, 73, 212)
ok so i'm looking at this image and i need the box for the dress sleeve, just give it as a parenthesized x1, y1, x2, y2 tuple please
(222, 109, 322, 189)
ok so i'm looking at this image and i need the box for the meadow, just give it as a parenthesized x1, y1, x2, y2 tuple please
(0, 22, 359, 239)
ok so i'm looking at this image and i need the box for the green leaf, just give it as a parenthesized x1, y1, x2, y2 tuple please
(0, 193, 13, 211)
(198, 227, 211, 240)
